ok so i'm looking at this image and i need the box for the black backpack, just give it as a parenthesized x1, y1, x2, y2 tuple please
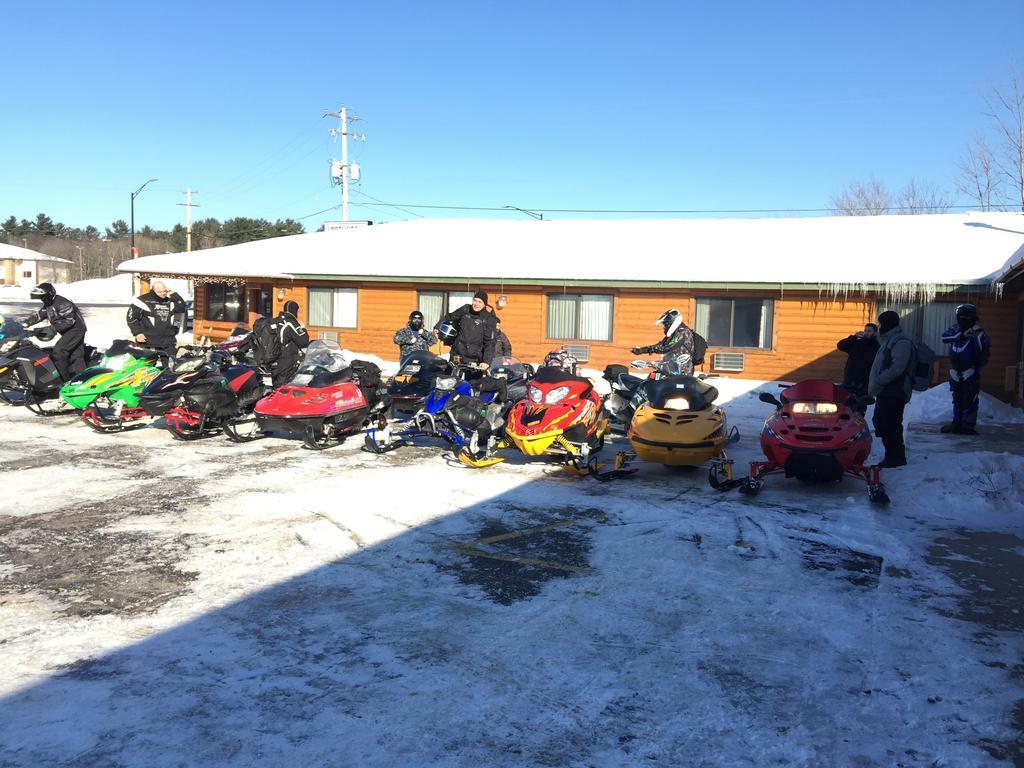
(251, 317, 283, 365)
(691, 332, 709, 367)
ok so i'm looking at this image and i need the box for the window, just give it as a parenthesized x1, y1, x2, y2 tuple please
(417, 290, 475, 330)
(22, 271, 32, 278)
(546, 294, 613, 341)
(695, 297, 773, 348)
(877, 300, 956, 357)
(308, 287, 358, 328)
(205, 282, 247, 323)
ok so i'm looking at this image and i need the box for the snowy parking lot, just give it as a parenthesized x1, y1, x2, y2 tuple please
(1, 351, 1023, 767)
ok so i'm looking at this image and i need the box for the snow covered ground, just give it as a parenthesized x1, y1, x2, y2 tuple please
(0, 369, 1022, 766)
(0, 274, 191, 303)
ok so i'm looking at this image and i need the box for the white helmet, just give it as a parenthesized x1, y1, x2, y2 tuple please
(656, 309, 682, 337)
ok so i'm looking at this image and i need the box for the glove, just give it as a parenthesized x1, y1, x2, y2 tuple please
(630, 347, 646, 355)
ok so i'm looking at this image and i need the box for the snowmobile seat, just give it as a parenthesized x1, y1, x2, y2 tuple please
(615, 372, 645, 391)
(645, 376, 719, 411)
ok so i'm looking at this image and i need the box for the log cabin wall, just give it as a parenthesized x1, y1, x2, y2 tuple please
(188, 277, 1021, 398)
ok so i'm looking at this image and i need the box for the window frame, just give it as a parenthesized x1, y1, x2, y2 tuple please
(695, 296, 774, 350)
(307, 286, 359, 329)
(417, 290, 477, 330)
(545, 293, 614, 342)
(205, 282, 248, 324)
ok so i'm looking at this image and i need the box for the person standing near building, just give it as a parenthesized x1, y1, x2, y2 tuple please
(436, 290, 498, 369)
(494, 319, 513, 357)
(236, 300, 310, 387)
(836, 322, 879, 397)
(393, 310, 438, 362)
(868, 310, 914, 468)
(940, 303, 990, 435)
(23, 282, 88, 380)
(126, 280, 188, 357)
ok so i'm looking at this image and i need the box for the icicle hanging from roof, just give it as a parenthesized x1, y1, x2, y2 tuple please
(817, 281, 941, 305)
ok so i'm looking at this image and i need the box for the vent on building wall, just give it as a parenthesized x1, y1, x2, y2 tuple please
(561, 344, 590, 362)
(318, 331, 339, 343)
(712, 352, 745, 372)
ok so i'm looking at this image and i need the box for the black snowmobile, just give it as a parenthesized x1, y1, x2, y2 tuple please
(138, 346, 272, 441)
(0, 319, 97, 415)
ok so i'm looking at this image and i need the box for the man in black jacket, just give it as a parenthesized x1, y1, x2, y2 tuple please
(126, 280, 188, 357)
(236, 300, 310, 387)
(24, 282, 88, 380)
(494, 320, 513, 357)
(631, 308, 696, 375)
(437, 290, 498, 369)
(836, 322, 879, 397)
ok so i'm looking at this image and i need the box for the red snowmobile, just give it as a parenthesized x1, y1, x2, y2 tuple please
(252, 340, 383, 450)
(740, 379, 889, 504)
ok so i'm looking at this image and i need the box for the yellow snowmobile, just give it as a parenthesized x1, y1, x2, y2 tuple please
(599, 363, 739, 488)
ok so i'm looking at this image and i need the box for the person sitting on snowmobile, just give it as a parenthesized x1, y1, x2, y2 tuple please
(631, 309, 696, 376)
(236, 300, 310, 387)
(393, 310, 438, 363)
(23, 282, 88, 380)
(126, 280, 188, 358)
(940, 303, 990, 435)
(435, 289, 498, 370)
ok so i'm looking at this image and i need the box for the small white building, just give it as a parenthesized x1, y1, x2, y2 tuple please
(0, 243, 72, 286)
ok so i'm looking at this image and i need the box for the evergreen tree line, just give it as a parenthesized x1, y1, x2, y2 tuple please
(2, 213, 305, 282)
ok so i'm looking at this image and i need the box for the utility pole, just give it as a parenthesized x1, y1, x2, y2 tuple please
(130, 178, 158, 258)
(74, 245, 84, 280)
(177, 188, 200, 251)
(323, 106, 365, 221)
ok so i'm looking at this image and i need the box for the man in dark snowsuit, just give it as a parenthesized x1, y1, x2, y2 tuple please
(393, 310, 438, 362)
(868, 310, 914, 468)
(940, 303, 990, 435)
(23, 282, 88, 380)
(126, 280, 188, 357)
(494, 320, 513, 357)
(436, 290, 498, 369)
(837, 322, 879, 397)
(237, 300, 310, 387)
(631, 308, 696, 375)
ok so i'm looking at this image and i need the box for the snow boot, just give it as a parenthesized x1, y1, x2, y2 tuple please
(939, 423, 961, 434)
(876, 455, 907, 469)
(959, 425, 978, 436)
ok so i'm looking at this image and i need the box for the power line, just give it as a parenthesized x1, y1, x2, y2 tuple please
(351, 201, 1021, 215)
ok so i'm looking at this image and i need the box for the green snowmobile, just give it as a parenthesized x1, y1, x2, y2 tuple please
(60, 340, 164, 432)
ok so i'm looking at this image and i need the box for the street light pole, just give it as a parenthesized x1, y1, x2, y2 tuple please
(130, 178, 158, 259)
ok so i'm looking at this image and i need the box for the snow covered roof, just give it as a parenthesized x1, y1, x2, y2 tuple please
(0, 242, 73, 264)
(117, 212, 1024, 291)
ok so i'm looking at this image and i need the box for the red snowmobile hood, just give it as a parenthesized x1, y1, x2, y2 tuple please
(254, 382, 366, 418)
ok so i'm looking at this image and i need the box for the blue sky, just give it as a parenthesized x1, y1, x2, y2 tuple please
(1, 1, 1021, 231)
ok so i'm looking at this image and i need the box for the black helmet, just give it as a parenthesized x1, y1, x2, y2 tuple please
(436, 320, 458, 345)
(409, 310, 424, 321)
(955, 303, 978, 330)
(656, 308, 682, 336)
(34, 326, 57, 342)
(30, 283, 57, 305)
(283, 300, 300, 317)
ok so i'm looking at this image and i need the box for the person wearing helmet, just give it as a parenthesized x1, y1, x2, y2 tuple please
(393, 310, 438, 362)
(435, 290, 498, 369)
(631, 309, 696, 376)
(126, 280, 189, 357)
(236, 299, 310, 387)
(23, 282, 88, 380)
(939, 303, 990, 435)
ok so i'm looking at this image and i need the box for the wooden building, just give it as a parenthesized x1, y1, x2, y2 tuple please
(119, 213, 1024, 399)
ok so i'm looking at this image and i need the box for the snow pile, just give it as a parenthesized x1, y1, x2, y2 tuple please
(905, 383, 1024, 425)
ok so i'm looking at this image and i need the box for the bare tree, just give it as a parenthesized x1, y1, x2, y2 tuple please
(984, 67, 1024, 212)
(830, 176, 893, 215)
(895, 178, 953, 214)
(956, 134, 1002, 210)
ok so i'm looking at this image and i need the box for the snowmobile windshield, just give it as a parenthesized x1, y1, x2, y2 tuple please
(171, 357, 208, 373)
(489, 356, 529, 381)
(290, 340, 349, 386)
(0, 316, 26, 339)
(398, 351, 448, 376)
(645, 377, 718, 411)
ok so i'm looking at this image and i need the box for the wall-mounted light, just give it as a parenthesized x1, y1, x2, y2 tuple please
(496, 294, 508, 309)
(277, 288, 286, 300)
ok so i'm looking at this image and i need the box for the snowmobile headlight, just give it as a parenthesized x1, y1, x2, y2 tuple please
(792, 402, 838, 415)
(529, 384, 543, 404)
(545, 386, 570, 405)
(662, 396, 691, 411)
(435, 376, 457, 391)
(0, 339, 16, 353)
(401, 364, 422, 374)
